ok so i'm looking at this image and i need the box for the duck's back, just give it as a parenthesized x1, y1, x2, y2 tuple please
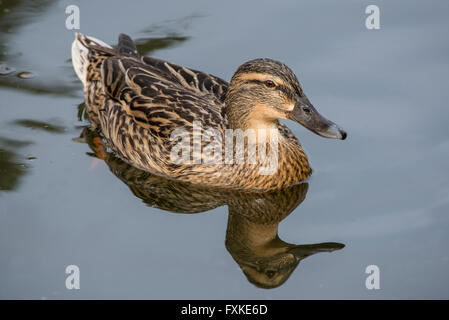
(72, 33, 228, 129)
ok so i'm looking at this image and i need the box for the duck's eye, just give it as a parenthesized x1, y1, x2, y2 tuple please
(264, 80, 276, 88)
(265, 270, 276, 278)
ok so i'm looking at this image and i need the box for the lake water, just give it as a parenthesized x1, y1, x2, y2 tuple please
(1, 0, 449, 299)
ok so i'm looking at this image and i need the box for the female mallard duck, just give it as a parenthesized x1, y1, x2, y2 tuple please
(72, 33, 346, 190)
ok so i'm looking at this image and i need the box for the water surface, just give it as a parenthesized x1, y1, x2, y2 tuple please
(1, 0, 449, 299)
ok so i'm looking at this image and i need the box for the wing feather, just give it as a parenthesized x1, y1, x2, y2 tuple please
(140, 56, 228, 103)
(101, 57, 227, 138)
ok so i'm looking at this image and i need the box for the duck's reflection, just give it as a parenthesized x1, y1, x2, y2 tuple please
(225, 191, 344, 288)
(79, 127, 344, 289)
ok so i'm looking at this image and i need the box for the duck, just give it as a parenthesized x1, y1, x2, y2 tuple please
(72, 33, 346, 190)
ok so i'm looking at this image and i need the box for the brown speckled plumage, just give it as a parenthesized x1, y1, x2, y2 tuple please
(72, 33, 316, 190)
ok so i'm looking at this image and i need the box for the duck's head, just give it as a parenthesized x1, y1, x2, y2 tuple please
(238, 242, 345, 289)
(225, 58, 346, 140)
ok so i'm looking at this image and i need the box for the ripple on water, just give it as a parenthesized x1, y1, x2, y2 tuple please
(0, 64, 15, 75)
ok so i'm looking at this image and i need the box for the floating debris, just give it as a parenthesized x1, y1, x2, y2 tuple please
(17, 71, 34, 79)
(27, 156, 37, 161)
(0, 64, 15, 75)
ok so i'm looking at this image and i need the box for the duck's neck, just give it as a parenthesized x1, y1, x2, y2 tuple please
(225, 102, 280, 132)
(224, 101, 312, 186)
(226, 212, 289, 257)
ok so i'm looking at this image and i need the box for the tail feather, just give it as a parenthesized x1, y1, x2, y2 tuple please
(72, 33, 116, 129)
(117, 33, 139, 58)
(71, 33, 113, 86)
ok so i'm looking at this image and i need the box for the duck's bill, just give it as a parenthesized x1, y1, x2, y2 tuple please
(288, 100, 347, 140)
(288, 242, 345, 260)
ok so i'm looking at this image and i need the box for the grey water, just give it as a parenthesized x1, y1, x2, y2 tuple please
(1, 0, 449, 299)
